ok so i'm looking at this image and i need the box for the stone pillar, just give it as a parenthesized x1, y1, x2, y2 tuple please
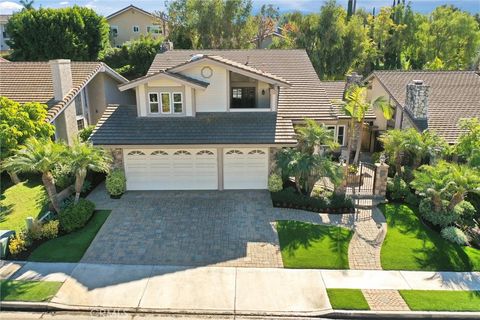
(269, 147, 279, 174)
(335, 163, 349, 195)
(405, 80, 429, 119)
(111, 148, 124, 170)
(374, 163, 389, 197)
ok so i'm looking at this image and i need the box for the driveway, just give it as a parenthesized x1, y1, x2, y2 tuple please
(82, 184, 353, 267)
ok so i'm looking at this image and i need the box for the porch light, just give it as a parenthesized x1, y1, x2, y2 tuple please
(261, 89, 266, 95)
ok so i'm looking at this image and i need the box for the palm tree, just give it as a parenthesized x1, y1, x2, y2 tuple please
(378, 129, 415, 175)
(339, 86, 394, 164)
(68, 140, 112, 204)
(296, 119, 339, 155)
(20, 0, 35, 10)
(4, 138, 65, 212)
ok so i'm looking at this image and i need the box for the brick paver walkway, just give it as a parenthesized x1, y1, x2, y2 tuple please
(348, 207, 386, 270)
(362, 289, 410, 311)
(83, 184, 354, 267)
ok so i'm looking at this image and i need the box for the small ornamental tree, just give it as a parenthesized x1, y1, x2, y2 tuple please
(0, 97, 54, 183)
(456, 118, 480, 169)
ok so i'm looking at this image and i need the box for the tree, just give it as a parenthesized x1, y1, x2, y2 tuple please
(0, 97, 54, 184)
(378, 128, 413, 175)
(4, 139, 66, 212)
(102, 34, 164, 79)
(411, 161, 480, 211)
(253, 4, 279, 48)
(166, 0, 256, 49)
(19, 0, 34, 10)
(296, 119, 339, 154)
(68, 140, 111, 203)
(6, 6, 110, 61)
(338, 86, 393, 164)
(456, 118, 480, 168)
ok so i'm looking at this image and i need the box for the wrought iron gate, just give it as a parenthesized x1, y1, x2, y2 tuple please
(346, 162, 377, 195)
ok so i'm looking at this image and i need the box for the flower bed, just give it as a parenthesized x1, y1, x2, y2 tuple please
(271, 189, 355, 214)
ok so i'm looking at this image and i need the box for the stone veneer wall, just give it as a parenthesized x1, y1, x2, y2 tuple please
(269, 147, 279, 174)
(111, 148, 124, 170)
(405, 82, 429, 119)
(374, 163, 389, 197)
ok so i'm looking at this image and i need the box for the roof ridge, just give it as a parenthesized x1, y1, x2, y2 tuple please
(373, 69, 476, 74)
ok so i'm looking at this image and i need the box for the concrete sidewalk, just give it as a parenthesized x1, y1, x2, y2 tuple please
(1, 261, 480, 315)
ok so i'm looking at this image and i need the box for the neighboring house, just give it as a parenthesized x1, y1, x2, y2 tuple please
(0, 14, 11, 53)
(90, 49, 382, 191)
(0, 59, 135, 144)
(254, 26, 285, 49)
(106, 5, 168, 47)
(365, 71, 480, 144)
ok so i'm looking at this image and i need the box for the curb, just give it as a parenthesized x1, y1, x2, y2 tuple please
(328, 310, 480, 319)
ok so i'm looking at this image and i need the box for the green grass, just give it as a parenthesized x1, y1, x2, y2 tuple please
(326, 289, 370, 310)
(28, 210, 110, 262)
(0, 178, 48, 232)
(380, 204, 480, 271)
(276, 220, 353, 269)
(0, 280, 62, 302)
(400, 290, 480, 311)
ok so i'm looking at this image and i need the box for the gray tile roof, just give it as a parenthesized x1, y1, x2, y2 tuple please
(91, 105, 296, 145)
(148, 49, 338, 121)
(371, 70, 480, 143)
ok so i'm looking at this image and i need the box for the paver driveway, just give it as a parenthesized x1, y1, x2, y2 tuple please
(82, 184, 354, 267)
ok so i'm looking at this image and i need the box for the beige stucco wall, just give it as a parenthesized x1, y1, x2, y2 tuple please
(107, 8, 166, 46)
(367, 77, 397, 131)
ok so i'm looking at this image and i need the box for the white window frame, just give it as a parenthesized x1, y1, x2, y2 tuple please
(147, 25, 162, 34)
(133, 25, 140, 33)
(160, 92, 172, 114)
(110, 25, 119, 37)
(148, 92, 160, 114)
(172, 92, 183, 114)
(337, 125, 346, 146)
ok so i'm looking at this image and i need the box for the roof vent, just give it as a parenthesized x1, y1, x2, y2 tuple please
(189, 54, 204, 61)
(413, 79, 424, 85)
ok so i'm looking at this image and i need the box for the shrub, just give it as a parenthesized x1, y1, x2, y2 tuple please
(387, 176, 410, 201)
(52, 163, 74, 189)
(405, 192, 420, 206)
(105, 169, 126, 196)
(419, 198, 459, 228)
(8, 233, 29, 256)
(58, 199, 95, 233)
(41, 220, 59, 239)
(441, 226, 469, 245)
(455, 201, 477, 228)
(268, 174, 283, 192)
(78, 125, 95, 142)
(329, 193, 354, 209)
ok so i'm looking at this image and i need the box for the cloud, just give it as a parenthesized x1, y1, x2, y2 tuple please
(0, 1, 23, 14)
(59, 1, 69, 5)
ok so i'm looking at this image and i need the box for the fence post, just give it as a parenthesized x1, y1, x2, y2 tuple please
(25, 217, 34, 231)
(374, 162, 389, 197)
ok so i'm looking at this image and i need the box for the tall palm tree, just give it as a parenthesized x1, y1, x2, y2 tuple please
(378, 129, 414, 175)
(19, 0, 35, 10)
(339, 86, 394, 164)
(4, 138, 65, 212)
(68, 140, 111, 203)
(296, 119, 339, 155)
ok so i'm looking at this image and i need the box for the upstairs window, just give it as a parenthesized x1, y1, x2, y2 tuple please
(231, 87, 255, 108)
(173, 92, 183, 113)
(133, 25, 139, 33)
(149, 93, 159, 113)
(110, 26, 119, 37)
(161, 93, 171, 114)
(147, 25, 162, 34)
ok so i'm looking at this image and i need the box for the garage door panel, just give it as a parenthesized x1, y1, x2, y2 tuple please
(223, 148, 268, 190)
(124, 148, 217, 190)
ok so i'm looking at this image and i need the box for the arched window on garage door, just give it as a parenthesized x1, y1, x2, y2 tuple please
(151, 150, 168, 156)
(225, 149, 243, 155)
(173, 150, 192, 155)
(248, 149, 266, 155)
(197, 150, 214, 155)
(127, 150, 145, 156)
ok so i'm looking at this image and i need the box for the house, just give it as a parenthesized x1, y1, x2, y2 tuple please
(365, 71, 480, 144)
(90, 49, 385, 191)
(106, 5, 168, 47)
(254, 26, 285, 49)
(0, 14, 11, 53)
(0, 59, 135, 144)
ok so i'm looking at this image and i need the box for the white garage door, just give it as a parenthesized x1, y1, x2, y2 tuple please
(223, 148, 268, 189)
(124, 149, 218, 190)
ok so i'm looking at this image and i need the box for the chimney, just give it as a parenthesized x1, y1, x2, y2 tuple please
(49, 59, 73, 100)
(405, 79, 429, 119)
(161, 41, 174, 52)
(344, 72, 363, 96)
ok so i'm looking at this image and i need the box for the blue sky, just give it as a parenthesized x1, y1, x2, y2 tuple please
(0, 0, 479, 16)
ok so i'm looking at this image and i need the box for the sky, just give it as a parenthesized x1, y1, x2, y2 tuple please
(0, 0, 479, 16)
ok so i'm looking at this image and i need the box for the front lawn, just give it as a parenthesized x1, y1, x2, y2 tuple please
(380, 204, 480, 271)
(399, 290, 480, 311)
(326, 289, 370, 310)
(276, 220, 352, 269)
(0, 178, 48, 232)
(28, 210, 110, 262)
(0, 280, 62, 302)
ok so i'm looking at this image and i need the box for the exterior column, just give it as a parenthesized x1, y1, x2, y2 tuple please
(111, 148, 124, 170)
(217, 148, 224, 191)
(374, 162, 389, 197)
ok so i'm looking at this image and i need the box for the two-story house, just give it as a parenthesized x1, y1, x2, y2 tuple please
(365, 70, 480, 144)
(0, 14, 11, 53)
(106, 5, 168, 47)
(0, 59, 135, 144)
(90, 49, 371, 191)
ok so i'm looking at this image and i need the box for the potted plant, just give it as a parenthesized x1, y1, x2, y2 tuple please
(105, 169, 126, 199)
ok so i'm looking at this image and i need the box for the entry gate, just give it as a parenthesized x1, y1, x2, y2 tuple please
(346, 162, 377, 195)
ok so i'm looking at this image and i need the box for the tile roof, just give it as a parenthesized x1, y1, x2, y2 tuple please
(371, 70, 480, 143)
(0, 61, 126, 122)
(148, 49, 338, 121)
(90, 105, 296, 145)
